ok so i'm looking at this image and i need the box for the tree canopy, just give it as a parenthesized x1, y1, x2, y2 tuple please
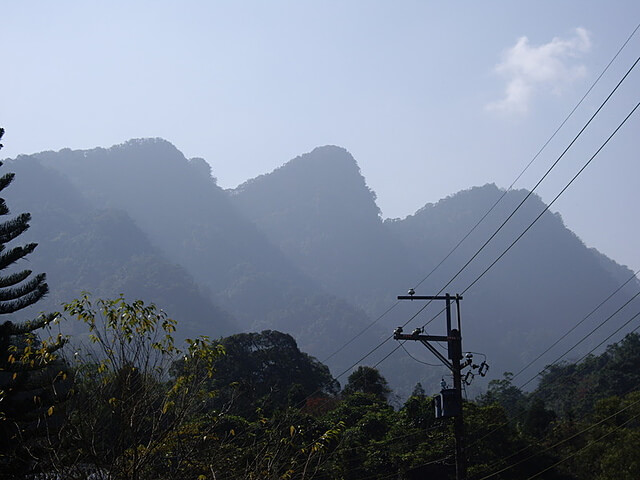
(190, 330, 340, 418)
(342, 365, 391, 401)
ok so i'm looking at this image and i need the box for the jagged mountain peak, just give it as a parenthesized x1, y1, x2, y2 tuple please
(232, 145, 380, 220)
(291, 144, 358, 171)
(26, 137, 210, 179)
(234, 145, 369, 197)
(30, 138, 223, 214)
(398, 182, 556, 232)
(188, 156, 216, 182)
(229, 146, 416, 311)
(21, 137, 185, 165)
(112, 137, 182, 153)
(415, 183, 506, 215)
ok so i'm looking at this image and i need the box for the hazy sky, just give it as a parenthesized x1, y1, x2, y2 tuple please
(2, 1, 639, 272)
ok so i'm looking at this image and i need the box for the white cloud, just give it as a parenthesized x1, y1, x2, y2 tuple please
(487, 28, 591, 114)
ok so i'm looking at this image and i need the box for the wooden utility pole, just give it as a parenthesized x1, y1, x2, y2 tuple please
(394, 293, 466, 480)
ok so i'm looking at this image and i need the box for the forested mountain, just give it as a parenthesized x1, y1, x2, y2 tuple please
(12, 140, 383, 366)
(4, 139, 638, 395)
(229, 146, 639, 390)
(3, 156, 237, 339)
(531, 332, 640, 417)
(386, 184, 639, 375)
(231, 146, 418, 315)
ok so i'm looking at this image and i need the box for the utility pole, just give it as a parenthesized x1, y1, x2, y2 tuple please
(394, 293, 466, 480)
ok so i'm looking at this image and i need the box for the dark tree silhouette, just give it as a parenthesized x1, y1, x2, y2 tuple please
(0, 128, 65, 477)
(186, 330, 340, 417)
(342, 365, 391, 401)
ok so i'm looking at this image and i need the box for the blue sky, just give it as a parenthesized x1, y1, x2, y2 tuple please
(2, 1, 639, 272)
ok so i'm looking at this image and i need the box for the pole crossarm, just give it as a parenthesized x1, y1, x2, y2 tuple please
(393, 331, 454, 371)
(397, 295, 463, 300)
(393, 333, 450, 342)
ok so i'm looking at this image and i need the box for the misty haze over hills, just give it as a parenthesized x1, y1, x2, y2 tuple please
(4, 139, 639, 395)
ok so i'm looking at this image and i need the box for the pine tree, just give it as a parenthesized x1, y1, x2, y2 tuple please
(0, 128, 65, 477)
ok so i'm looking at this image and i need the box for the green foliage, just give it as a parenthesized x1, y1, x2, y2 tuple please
(58, 294, 224, 480)
(211, 408, 343, 479)
(411, 382, 426, 397)
(523, 398, 556, 437)
(542, 391, 640, 480)
(477, 372, 529, 422)
(322, 392, 398, 479)
(534, 333, 640, 418)
(342, 366, 391, 401)
(585, 391, 640, 480)
(472, 335, 640, 479)
(186, 330, 340, 419)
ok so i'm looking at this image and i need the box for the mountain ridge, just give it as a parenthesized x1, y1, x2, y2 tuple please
(17, 140, 386, 372)
(5, 138, 638, 395)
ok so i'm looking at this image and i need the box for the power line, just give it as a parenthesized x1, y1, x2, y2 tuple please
(525, 408, 640, 480)
(333, 299, 442, 381)
(398, 341, 442, 367)
(512, 268, 640, 380)
(321, 301, 399, 364)
(313, 25, 640, 380)
(412, 20, 640, 292)
(519, 288, 640, 389)
(573, 310, 640, 365)
(409, 59, 640, 329)
(460, 98, 640, 298)
(390, 93, 640, 454)
(372, 342, 402, 369)
(476, 390, 640, 479)
(435, 56, 640, 301)
(466, 318, 640, 458)
(304, 95, 639, 443)
(367, 89, 639, 394)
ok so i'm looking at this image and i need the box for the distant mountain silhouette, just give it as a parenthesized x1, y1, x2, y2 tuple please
(230, 145, 419, 315)
(5, 140, 638, 395)
(17, 140, 382, 369)
(386, 184, 639, 378)
(228, 150, 638, 392)
(4, 155, 237, 339)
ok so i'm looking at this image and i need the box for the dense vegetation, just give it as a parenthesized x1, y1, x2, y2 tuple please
(4, 294, 639, 479)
